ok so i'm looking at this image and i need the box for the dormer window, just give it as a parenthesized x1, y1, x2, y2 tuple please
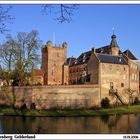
(83, 54, 86, 62)
(75, 60, 77, 64)
(118, 57, 121, 62)
(101, 48, 103, 53)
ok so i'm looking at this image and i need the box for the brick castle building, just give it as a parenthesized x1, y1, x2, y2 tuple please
(42, 41, 69, 85)
(33, 34, 139, 101)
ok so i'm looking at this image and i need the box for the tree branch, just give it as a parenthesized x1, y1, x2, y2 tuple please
(0, 5, 14, 34)
(42, 4, 79, 23)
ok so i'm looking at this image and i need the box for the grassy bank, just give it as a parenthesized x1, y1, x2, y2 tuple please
(0, 105, 140, 117)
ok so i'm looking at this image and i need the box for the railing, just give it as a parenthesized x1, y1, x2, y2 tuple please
(109, 89, 127, 105)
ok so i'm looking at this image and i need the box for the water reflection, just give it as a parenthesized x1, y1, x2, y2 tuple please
(0, 114, 139, 134)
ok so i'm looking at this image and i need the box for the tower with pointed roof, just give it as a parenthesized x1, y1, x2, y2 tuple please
(110, 34, 120, 56)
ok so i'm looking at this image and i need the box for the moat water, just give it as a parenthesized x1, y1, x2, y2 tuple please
(0, 113, 140, 134)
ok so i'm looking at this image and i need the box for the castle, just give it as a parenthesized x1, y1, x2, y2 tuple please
(33, 34, 139, 103)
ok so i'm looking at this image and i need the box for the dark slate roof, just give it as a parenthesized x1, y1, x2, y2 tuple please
(70, 51, 92, 66)
(67, 57, 76, 66)
(77, 51, 91, 63)
(69, 45, 125, 66)
(123, 49, 137, 60)
(96, 45, 110, 54)
(96, 53, 128, 65)
(96, 45, 122, 54)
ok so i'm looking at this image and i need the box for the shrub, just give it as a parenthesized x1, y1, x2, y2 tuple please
(30, 103, 36, 110)
(21, 103, 27, 110)
(1, 107, 15, 115)
(133, 97, 139, 105)
(101, 97, 110, 108)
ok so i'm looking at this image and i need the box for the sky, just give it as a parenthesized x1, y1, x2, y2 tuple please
(0, 4, 140, 61)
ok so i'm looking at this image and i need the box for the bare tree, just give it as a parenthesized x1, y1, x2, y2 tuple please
(0, 5, 14, 34)
(0, 35, 17, 85)
(42, 4, 79, 23)
(0, 35, 16, 72)
(14, 30, 42, 85)
(125, 88, 136, 106)
(0, 30, 42, 86)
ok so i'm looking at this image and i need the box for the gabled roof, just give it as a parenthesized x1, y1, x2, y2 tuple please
(123, 49, 137, 60)
(96, 53, 128, 65)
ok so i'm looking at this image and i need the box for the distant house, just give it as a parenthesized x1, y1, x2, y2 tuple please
(32, 69, 44, 85)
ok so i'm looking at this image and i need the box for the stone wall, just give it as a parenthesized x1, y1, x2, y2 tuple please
(0, 85, 100, 110)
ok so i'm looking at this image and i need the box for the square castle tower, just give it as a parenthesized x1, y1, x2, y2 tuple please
(42, 41, 69, 85)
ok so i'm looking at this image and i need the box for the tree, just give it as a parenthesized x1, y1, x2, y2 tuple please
(0, 5, 14, 34)
(14, 30, 42, 86)
(0, 30, 42, 86)
(133, 97, 139, 105)
(0, 65, 3, 81)
(125, 88, 136, 106)
(0, 35, 16, 72)
(101, 97, 110, 108)
(0, 36, 17, 85)
(42, 4, 79, 23)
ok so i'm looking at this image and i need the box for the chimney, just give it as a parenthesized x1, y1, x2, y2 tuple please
(92, 47, 96, 53)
